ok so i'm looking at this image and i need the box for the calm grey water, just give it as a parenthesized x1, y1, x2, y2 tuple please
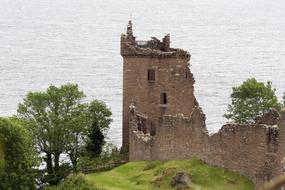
(0, 0, 285, 146)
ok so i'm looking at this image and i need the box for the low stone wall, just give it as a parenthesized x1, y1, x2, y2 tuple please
(129, 107, 284, 188)
(205, 124, 278, 187)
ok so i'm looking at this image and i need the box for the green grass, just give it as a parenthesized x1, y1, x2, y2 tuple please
(85, 158, 254, 190)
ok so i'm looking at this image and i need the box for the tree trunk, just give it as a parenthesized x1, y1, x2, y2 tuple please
(69, 153, 78, 173)
(54, 153, 60, 174)
(45, 152, 53, 176)
(53, 152, 61, 185)
(45, 152, 60, 186)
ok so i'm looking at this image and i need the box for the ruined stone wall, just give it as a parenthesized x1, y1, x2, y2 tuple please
(122, 21, 285, 188)
(154, 107, 207, 160)
(129, 107, 283, 187)
(129, 107, 206, 161)
(205, 124, 278, 187)
(129, 113, 155, 160)
(271, 111, 285, 183)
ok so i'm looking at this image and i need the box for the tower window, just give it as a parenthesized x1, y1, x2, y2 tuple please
(160, 93, 167, 104)
(148, 69, 155, 81)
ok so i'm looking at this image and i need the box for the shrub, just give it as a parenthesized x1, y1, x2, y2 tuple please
(0, 118, 38, 190)
(78, 143, 126, 173)
(45, 174, 98, 190)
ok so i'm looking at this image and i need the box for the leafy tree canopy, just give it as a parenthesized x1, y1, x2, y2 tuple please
(0, 117, 38, 190)
(224, 78, 282, 124)
(17, 84, 112, 185)
(17, 83, 86, 185)
(85, 100, 112, 158)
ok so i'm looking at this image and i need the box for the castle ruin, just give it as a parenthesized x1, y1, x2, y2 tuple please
(120, 21, 285, 188)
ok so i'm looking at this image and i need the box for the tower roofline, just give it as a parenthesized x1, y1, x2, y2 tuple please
(120, 21, 191, 59)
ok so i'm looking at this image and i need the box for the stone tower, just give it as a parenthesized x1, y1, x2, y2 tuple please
(120, 21, 197, 150)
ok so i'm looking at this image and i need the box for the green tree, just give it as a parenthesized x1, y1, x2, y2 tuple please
(17, 84, 87, 185)
(17, 84, 113, 185)
(224, 78, 281, 124)
(65, 104, 88, 172)
(0, 118, 38, 190)
(85, 100, 112, 158)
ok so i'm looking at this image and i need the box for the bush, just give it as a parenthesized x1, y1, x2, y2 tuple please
(45, 174, 98, 190)
(78, 143, 126, 173)
(0, 140, 4, 169)
(0, 118, 38, 190)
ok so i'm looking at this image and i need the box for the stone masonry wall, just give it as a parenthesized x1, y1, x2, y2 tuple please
(129, 106, 283, 188)
(122, 50, 196, 150)
(205, 124, 278, 187)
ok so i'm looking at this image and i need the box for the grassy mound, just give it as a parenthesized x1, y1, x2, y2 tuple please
(86, 158, 254, 190)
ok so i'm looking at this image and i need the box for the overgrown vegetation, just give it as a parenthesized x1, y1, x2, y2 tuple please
(85, 100, 113, 158)
(15, 84, 113, 186)
(0, 83, 114, 189)
(0, 118, 38, 190)
(17, 84, 87, 185)
(78, 143, 127, 173)
(224, 78, 282, 124)
(44, 174, 98, 190)
(86, 158, 254, 190)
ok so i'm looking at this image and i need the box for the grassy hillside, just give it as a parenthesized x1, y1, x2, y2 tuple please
(86, 158, 254, 190)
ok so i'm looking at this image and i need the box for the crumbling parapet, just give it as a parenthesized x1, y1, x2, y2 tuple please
(126, 20, 135, 42)
(160, 106, 208, 134)
(277, 110, 285, 153)
(273, 110, 285, 181)
(162, 34, 170, 52)
(129, 104, 154, 161)
(255, 109, 280, 126)
(121, 21, 190, 58)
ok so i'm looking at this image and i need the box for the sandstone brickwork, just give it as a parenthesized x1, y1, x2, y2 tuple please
(121, 21, 285, 188)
